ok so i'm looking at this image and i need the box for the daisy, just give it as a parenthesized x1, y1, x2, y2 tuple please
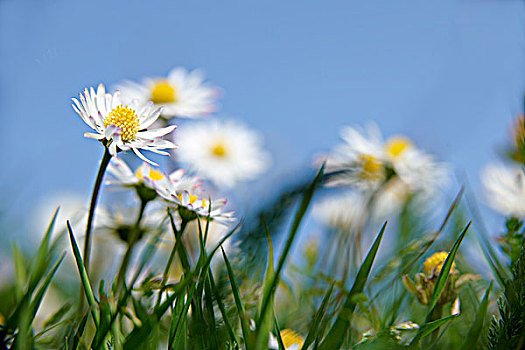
(153, 168, 235, 224)
(481, 163, 525, 217)
(175, 119, 271, 188)
(384, 136, 449, 198)
(97, 203, 170, 244)
(115, 67, 220, 119)
(72, 83, 177, 165)
(324, 124, 386, 189)
(163, 190, 235, 224)
(106, 157, 166, 188)
(324, 124, 449, 198)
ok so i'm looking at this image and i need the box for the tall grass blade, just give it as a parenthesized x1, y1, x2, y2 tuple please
(425, 222, 470, 323)
(409, 314, 458, 346)
(318, 222, 387, 350)
(460, 281, 492, 350)
(257, 165, 324, 329)
(67, 221, 99, 326)
(301, 282, 335, 350)
(222, 246, 251, 348)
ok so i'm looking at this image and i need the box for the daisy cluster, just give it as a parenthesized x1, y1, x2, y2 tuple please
(315, 124, 449, 232)
(72, 67, 277, 234)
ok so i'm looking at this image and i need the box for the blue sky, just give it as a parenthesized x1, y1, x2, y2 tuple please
(1, 0, 524, 237)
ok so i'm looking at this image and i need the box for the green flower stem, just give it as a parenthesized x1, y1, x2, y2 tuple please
(83, 146, 112, 274)
(115, 198, 149, 294)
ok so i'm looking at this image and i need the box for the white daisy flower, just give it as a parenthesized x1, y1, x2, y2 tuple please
(153, 168, 235, 224)
(384, 136, 449, 198)
(151, 168, 203, 200)
(313, 191, 368, 232)
(164, 190, 235, 225)
(325, 125, 449, 198)
(175, 119, 271, 188)
(72, 83, 177, 165)
(115, 67, 220, 119)
(481, 163, 525, 217)
(325, 124, 386, 189)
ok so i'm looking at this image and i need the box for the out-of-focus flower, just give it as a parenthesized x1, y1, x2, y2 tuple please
(324, 124, 449, 207)
(175, 119, 271, 188)
(269, 329, 304, 350)
(33, 192, 87, 237)
(403, 251, 479, 308)
(106, 158, 166, 188)
(325, 124, 386, 189)
(97, 204, 169, 244)
(390, 146, 449, 199)
(481, 163, 525, 217)
(116, 68, 220, 119)
(313, 191, 368, 232)
(72, 84, 176, 165)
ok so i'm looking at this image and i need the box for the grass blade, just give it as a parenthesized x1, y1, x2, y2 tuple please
(318, 222, 387, 350)
(257, 165, 324, 329)
(425, 222, 470, 323)
(255, 225, 276, 350)
(301, 282, 335, 350)
(460, 281, 493, 350)
(67, 221, 99, 326)
(222, 247, 251, 348)
(409, 314, 458, 346)
(29, 254, 65, 320)
(12, 243, 27, 301)
(28, 207, 59, 294)
(208, 270, 240, 347)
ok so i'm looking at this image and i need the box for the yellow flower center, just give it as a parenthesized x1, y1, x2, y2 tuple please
(280, 329, 304, 349)
(178, 193, 207, 208)
(211, 143, 227, 158)
(359, 154, 384, 179)
(104, 105, 140, 142)
(423, 251, 456, 277)
(385, 136, 412, 158)
(135, 167, 164, 181)
(151, 80, 178, 104)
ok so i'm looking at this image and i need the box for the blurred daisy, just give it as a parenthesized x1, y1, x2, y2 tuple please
(385, 137, 449, 198)
(116, 67, 220, 119)
(481, 163, 525, 217)
(72, 84, 176, 165)
(175, 119, 271, 188)
(97, 204, 169, 244)
(33, 192, 108, 239)
(313, 191, 368, 232)
(325, 125, 448, 199)
(106, 157, 166, 188)
(325, 124, 386, 189)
